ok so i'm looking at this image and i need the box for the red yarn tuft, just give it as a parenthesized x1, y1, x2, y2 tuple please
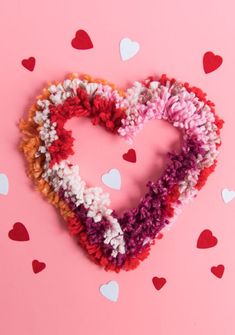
(195, 161, 217, 190)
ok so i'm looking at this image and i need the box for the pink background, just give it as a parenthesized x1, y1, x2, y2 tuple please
(1, 0, 235, 334)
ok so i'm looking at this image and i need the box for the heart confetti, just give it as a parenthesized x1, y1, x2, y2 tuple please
(211, 264, 225, 278)
(21, 57, 36, 72)
(32, 260, 46, 274)
(100, 280, 119, 302)
(122, 148, 136, 163)
(0, 173, 9, 195)
(197, 229, 217, 249)
(203, 51, 223, 74)
(152, 276, 167, 291)
(71, 29, 93, 50)
(120, 37, 140, 61)
(8, 222, 30, 241)
(101, 168, 121, 190)
(221, 188, 235, 204)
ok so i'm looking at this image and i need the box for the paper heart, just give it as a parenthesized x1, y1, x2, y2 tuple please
(21, 57, 36, 71)
(19, 73, 223, 271)
(120, 37, 140, 61)
(101, 168, 121, 190)
(71, 30, 93, 50)
(152, 276, 167, 290)
(211, 264, 225, 278)
(8, 222, 30, 241)
(221, 188, 235, 204)
(123, 148, 136, 163)
(0, 173, 9, 195)
(32, 259, 46, 273)
(197, 229, 217, 249)
(100, 280, 119, 302)
(203, 51, 223, 74)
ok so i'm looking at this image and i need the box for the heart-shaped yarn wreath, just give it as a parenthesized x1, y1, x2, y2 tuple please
(19, 73, 223, 272)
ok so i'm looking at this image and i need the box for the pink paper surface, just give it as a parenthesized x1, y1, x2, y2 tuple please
(0, 1, 235, 334)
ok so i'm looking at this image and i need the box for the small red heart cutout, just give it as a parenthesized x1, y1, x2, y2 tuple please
(203, 51, 223, 74)
(157, 233, 164, 239)
(21, 57, 36, 71)
(211, 264, 225, 278)
(71, 30, 93, 50)
(122, 148, 137, 163)
(8, 222, 30, 241)
(32, 260, 46, 274)
(197, 229, 217, 249)
(152, 276, 166, 290)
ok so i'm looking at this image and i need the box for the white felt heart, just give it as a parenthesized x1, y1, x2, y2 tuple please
(120, 37, 140, 61)
(100, 280, 119, 302)
(221, 188, 235, 204)
(101, 168, 121, 190)
(0, 173, 9, 195)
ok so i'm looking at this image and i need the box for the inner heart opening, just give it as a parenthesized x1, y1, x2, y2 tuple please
(66, 116, 182, 214)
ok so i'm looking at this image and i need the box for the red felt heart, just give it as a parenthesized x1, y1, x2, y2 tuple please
(203, 51, 223, 74)
(21, 57, 36, 71)
(71, 30, 93, 50)
(197, 229, 218, 249)
(211, 264, 225, 278)
(8, 222, 30, 241)
(152, 276, 166, 290)
(122, 148, 137, 163)
(32, 260, 46, 273)
(156, 233, 164, 239)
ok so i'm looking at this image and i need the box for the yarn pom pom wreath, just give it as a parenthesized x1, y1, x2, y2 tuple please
(19, 73, 223, 272)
